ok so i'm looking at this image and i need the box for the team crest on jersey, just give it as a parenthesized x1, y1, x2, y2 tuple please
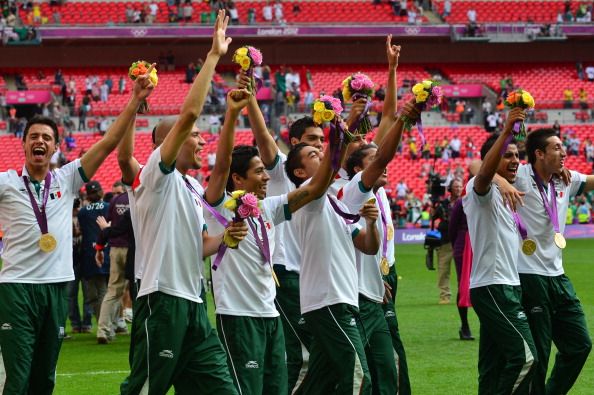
(245, 361, 259, 368)
(384, 311, 395, 318)
(1, 323, 12, 330)
(349, 318, 356, 326)
(517, 312, 527, 319)
(159, 350, 174, 358)
(297, 318, 306, 325)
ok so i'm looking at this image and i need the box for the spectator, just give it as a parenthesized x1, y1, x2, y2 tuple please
(207, 152, 216, 170)
(125, 5, 134, 23)
(209, 112, 221, 134)
(586, 64, 594, 82)
(466, 135, 475, 158)
(65, 132, 76, 152)
(552, 120, 561, 134)
(185, 63, 195, 83)
(293, 2, 301, 13)
(98, 116, 108, 135)
(454, 161, 464, 179)
(481, 98, 492, 117)
(78, 106, 87, 131)
(579, 87, 588, 109)
(396, 178, 408, 200)
(467, 7, 476, 22)
(183, 3, 192, 22)
(304, 89, 314, 110)
(274, 1, 283, 23)
(375, 84, 386, 101)
(247, 7, 256, 24)
(274, 66, 286, 94)
(284, 67, 300, 92)
(443, 0, 451, 17)
(105, 75, 113, 93)
(133, 7, 140, 23)
(262, 1, 272, 22)
(577, 199, 590, 223)
(262, 65, 271, 87)
(54, 68, 63, 85)
(91, 83, 100, 102)
(147, 0, 158, 23)
(399, 0, 407, 16)
(569, 134, 581, 156)
(407, 8, 416, 24)
(584, 137, 594, 162)
(563, 87, 574, 109)
(228, 2, 239, 25)
(409, 137, 418, 159)
(99, 81, 109, 102)
(52, 9, 60, 24)
(118, 76, 126, 94)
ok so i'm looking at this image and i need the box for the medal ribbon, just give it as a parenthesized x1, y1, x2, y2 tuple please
(23, 172, 52, 236)
(183, 178, 232, 271)
(375, 192, 389, 261)
(511, 208, 529, 242)
(328, 119, 346, 172)
(500, 123, 521, 155)
(531, 166, 560, 234)
(247, 217, 271, 265)
(328, 194, 360, 224)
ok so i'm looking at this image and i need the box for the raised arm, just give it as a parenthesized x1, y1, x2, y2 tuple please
(360, 99, 419, 190)
(159, 10, 231, 168)
(374, 35, 400, 146)
(117, 111, 141, 185)
(474, 108, 525, 195)
(237, 70, 278, 167)
(204, 89, 251, 205)
(80, 64, 155, 179)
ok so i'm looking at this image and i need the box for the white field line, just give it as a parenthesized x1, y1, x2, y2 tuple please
(57, 370, 129, 377)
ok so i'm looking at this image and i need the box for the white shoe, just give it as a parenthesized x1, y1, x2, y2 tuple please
(124, 308, 133, 323)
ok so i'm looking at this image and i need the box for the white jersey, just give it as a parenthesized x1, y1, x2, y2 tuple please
(338, 173, 386, 303)
(132, 147, 207, 303)
(294, 187, 362, 314)
(206, 193, 290, 317)
(0, 160, 86, 283)
(328, 167, 349, 196)
(266, 150, 302, 272)
(463, 177, 520, 288)
(515, 164, 586, 276)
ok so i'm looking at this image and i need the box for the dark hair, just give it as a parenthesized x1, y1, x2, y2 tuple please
(23, 115, 59, 143)
(480, 133, 517, 160)
(284, 143, 310, 187)
(525, 128, 558, 164)
(288, 116, 316, 143)
(103, 192, 114, 204)
(226, 145, 260, 193)
(151, 125, 157, 144)
(345, 144, 375, 180)
(112, 181, 125, 189)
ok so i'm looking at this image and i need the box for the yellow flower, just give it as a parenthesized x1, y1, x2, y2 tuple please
(313, 112, 323, 125)
(422, 80, 433, 89)
(149, 69, 158, 87)
(322, 110, 335, 122)
(231, 190, 245, 199)
(236, 47, 248, 57)
(521, 92, 535, 108)
(223, 229, 240, 248)
(313, 101, 325, 112)
(342, 87, 352, 102)
(416, 91, 429, 103)
(240, 57, 252, 70)
(342, 77, 350, 87)
(412, 83, 425, 95)
(223, 199, 237, 212)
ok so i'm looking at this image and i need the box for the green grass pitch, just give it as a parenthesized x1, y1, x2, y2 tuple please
(50, 238, 594, 394)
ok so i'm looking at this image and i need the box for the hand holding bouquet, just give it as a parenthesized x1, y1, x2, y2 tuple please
(232, 45, 263, 95)
(129, 61, 158, 114)
(504, 89, 535, 141)
(342, 73, 375, 135)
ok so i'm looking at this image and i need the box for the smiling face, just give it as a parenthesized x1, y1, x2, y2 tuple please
(537, 136, 567, 174)
(22, 123, 58, 170)
(233, 156, 270, 199)
(497, 144, 520, 183)
(178, 125, 206, 171)
(292, 125, 325, 155)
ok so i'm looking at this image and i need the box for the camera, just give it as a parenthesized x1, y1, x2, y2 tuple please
(427, 171, 446, 202)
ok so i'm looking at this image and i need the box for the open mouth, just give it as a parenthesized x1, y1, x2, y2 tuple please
(507, 167, 517, 176)
(33, 147, 45, 160)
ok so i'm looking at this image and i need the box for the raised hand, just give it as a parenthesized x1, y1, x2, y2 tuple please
(133, 63, 156, 101)
(505, 107, 526, 130)
(226, 89, 252, 112)
(227, 220, 248, 243)
(400, 98, 421, 122)
(386, 34, 401, 69)
(236, 69, 252, 91)
(210, 10, 232, 58)
(360, 202, 379, 224)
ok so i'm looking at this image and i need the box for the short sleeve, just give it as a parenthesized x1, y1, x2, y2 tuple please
(339, 172, 373, 214)
(262, 194, 291, 226)
(265, 149, 286, 183)
(138, 146, 176, 192)
(568, 170, 587, 197)
(466, 177, 493, 206)
(55, 158, 87, 196)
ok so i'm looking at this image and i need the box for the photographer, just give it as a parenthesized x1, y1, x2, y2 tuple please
(431, 179, 463, 305)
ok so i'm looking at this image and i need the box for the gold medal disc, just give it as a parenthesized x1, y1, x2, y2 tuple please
(39, 233, 57, 252)
(521, 238, 536, 255)
(381, 257, 390, 275)
(554, 233, 566, 249)
(387, 226, 394, 241)
(365, 197, 376, 205)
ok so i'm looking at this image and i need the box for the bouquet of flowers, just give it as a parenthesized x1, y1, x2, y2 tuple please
(342, 73, 375, 134)
(504, 89, 535, 141)
(128, 61, 158, 114)
(232, 45, 263, 95)
(402, 79, 442, 132)
(222, 190, 263, 248)
(311, 95, 354, 171)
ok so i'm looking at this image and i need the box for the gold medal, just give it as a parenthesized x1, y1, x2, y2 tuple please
(554, 233, 566, 249)
(381, 257, 390, 275)
(365, 197, 376, 205)
(39, 233, 57, 252)
(521, 238, 536, 255)
(387, 226, 394, 241)
(271, 266, 280, 287)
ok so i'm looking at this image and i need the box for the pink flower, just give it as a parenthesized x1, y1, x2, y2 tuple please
(353, 73, 366, 80)
(320, 95, 334, 103)
(432, 86, 443, 97)
(351, 79, 363, 91)
(237, 204, 251, 218)
(331, 102, 343, 114)
(248, 205, 261, 217)
(362, 79, 374, 90)
(248, 47, 263, 66)
(241, 193, 259, 209)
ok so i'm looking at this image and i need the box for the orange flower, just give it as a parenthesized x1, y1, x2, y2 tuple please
(138, 65, 147, 74)
(507, 91, 520, 105)
(131, 68, 141, 77)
